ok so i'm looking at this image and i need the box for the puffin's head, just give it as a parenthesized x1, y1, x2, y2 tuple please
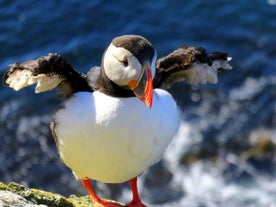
(102, 35, 157, 108)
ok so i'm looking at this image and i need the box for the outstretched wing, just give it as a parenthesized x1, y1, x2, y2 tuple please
(153, 46, 232, 89)
(4, 48, 232, 96)
(3, 53, 92, 98)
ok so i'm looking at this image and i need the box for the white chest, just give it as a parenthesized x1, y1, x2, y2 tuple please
(53, 89, 180, 183)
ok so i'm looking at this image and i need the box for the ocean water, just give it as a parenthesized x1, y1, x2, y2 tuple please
(0, 1, 275, 207)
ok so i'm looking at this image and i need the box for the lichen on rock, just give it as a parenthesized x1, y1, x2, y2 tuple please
(0, 181, 96, 207)
(0, 181, 127, 207)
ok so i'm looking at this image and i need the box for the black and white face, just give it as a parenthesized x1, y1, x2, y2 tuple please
(102, 35, 157, 108)
(103, 42, 144, 87)
(103, 35, 157, 87)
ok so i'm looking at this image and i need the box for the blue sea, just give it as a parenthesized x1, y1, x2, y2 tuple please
(0, 1, 275, 206)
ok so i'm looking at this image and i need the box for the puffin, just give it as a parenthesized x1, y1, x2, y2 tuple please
(3, 35, 232, 207)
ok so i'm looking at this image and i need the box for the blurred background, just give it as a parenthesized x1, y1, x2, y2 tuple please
(0, 1, 275, 206)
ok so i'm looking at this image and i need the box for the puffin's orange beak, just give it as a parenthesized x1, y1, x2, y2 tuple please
(128, 62, 153, 108)
(138, 68, 153, 108)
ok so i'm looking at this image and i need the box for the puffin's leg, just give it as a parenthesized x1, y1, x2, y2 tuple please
(126, 177, 146, 207)
(81, 179, 124, 207)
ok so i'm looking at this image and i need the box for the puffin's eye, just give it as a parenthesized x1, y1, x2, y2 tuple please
(120, 59, 128, 67)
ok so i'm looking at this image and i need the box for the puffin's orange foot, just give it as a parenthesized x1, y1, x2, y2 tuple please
(126, 201, 147, 207)
(82, 179, 125, 207)
(126, 177, 147, 207)
(93, 200, 125, 207)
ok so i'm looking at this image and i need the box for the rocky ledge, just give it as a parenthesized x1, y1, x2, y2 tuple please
(0, 182, 124, 207)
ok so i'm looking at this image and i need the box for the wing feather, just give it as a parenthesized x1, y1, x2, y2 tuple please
(154, 47, 232, 89)
(3, 53, 92, 98)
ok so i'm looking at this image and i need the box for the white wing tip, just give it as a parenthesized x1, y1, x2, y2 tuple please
(4, 69, 61, 93)
(185, 57, 233, 85)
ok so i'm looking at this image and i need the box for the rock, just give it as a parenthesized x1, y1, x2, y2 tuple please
(0, 181, 101, 207)
(0, 191, 47, 207)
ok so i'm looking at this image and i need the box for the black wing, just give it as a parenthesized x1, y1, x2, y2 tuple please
(3, 53, 92, 98)
(153, 46, 232, 89)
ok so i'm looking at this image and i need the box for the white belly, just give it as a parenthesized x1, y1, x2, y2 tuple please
(53, 89, 180, 183)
